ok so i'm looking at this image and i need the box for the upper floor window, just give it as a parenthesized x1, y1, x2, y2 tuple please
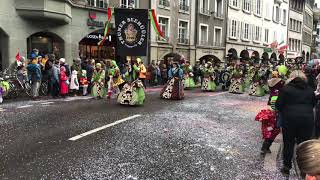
(243, 0, 251, 12)
(159, 0, 170, 8)
(200, 0, 210, 15)
(282, 9, 287, 25)
(264, 28, 269, 44)
(179, 0, 190, 12)
(228, 19, 239, 39)
(264, 2, 271, 20)
(178, 20, 189, 43)
(158, 17, 170, 41)
(87, 0, 108, 8)
(242, 22, 250, 40)
(215, 0, 224, 18)
(200, 24, 209, 45)
(253, 26, 262, 42)
(230, 0, 240, 9)
(255, 0, 262, 16)
(120, 0, 136, 8)
(273, 5, 280, 23)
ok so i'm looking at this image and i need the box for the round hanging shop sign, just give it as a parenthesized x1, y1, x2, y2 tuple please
(116, 18, 147, 48)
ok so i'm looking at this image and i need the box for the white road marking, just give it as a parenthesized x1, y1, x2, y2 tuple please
(68, 114, 142, 141)
(17, 105, 33, 109)
(209, 92, 228, 97)
(41, 102, 54, 105)
(0, 108, 6, 112)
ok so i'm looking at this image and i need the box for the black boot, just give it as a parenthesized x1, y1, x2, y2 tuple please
(260, 139, 273, 155)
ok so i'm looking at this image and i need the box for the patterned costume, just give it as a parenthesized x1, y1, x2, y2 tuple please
(201, 65, 216, 91)
(249, 67, 266, 97)
(117, 64, 145, 106)
(229, 65, 245, 94)
(160, 65, 184, 100)
(91, 64, 106, 98)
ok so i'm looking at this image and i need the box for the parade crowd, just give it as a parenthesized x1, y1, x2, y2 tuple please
(1, 49, 320, 179)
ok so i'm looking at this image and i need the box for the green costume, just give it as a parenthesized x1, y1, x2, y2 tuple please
(229, 66, 245, 94)
(201, 66, 216, 91)
(183, 65, 195, 89)
(91, 69, 106, 98)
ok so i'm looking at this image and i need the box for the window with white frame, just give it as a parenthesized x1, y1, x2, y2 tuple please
(230, 19, 237, 38)
(120, 0, 136, 8)
(200, 0, 210, 14)
(264, 3, 271, 20)
(178, 20, 189, 43)
(273, 31, 277, 41)
(179, 0, 190, 11)
(214, 27, 222, 46)
(264, 29, 269, 43)
(253, 26, 261, 42)
(255, 0, 262, 16)
(273, 5, 280, 23)
(282, 9, 287, 25)
(200, 24, 209, 45)
(230, 0, 240, 9)
(158, 17, 169, 41)
(159, 0, 170, 8)
(243, 0, 251, 12)
(242, 23, 250, 40)
(215, 0, 223, 18)
(87, 0, 108, 8)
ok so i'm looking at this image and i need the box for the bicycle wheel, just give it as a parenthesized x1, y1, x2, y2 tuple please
(24, 82, 32, 97)
(40, 82, 48, 96)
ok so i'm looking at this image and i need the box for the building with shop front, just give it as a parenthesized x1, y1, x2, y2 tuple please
(312, 2, 320, 57)
(0, 0, 149, 70)
(226, 0, 288, 63)
(287, 0, 305, 60)
(302, 0, 314, 62)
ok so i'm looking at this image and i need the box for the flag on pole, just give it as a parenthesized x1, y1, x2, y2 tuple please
(149, 9, 165, 40)
(98, 7, 114, 46)
(278, 41, 285, 46)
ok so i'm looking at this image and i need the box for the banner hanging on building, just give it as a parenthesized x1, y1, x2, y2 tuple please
(115, 9, 148, 56)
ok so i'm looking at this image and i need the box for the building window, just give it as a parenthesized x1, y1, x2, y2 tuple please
(214, 27, 222, 46)
(179, 0, 190, 12)
(215, 0, 223, 18)
(230, 0, 240, 9)
(255, 0, 262, 16)
(120, 0, 136, 8)
(200, 24, 209, 45)
(178, 20, 189, 43)
(273, 31, 277, 41)
(264, 29, 269, 43)
(158, 17, 169, 41)
(230, 19, 237, 38)
(159, 0, 170, 8)
(243, 0, 251, 12)
(253, 26, 261, 42)
(242, 23, 250, 40)
(87, 0, 108, 8)
(282, 9, 287, 25)
(200, 0, 210, 15)
(273, 5, 280, 23)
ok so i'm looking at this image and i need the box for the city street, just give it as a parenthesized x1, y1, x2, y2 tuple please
(0, 89, 296, 180)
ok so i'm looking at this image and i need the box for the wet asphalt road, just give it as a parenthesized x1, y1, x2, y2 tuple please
(0, 90, 292, 180)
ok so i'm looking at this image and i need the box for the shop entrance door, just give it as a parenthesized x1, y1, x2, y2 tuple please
(27, 32, 64, 58)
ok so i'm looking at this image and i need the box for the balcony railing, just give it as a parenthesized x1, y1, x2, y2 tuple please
(159, 0, 170, 8)
(178, 38, 189, 44)
(179, 4, 190, 12)
(200, 8, 210, 15)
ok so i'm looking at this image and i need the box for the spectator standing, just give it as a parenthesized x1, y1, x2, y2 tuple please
(59, 58, 70, 77)
(27, 57, 42, 100)
(276, 70, 316, 176)
(160, 60, 168, 85)
(48, 60, 60, 98)
(59, 66, 69, 98)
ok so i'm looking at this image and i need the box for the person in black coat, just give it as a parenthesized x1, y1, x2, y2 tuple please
(275, 70, 316, 176)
